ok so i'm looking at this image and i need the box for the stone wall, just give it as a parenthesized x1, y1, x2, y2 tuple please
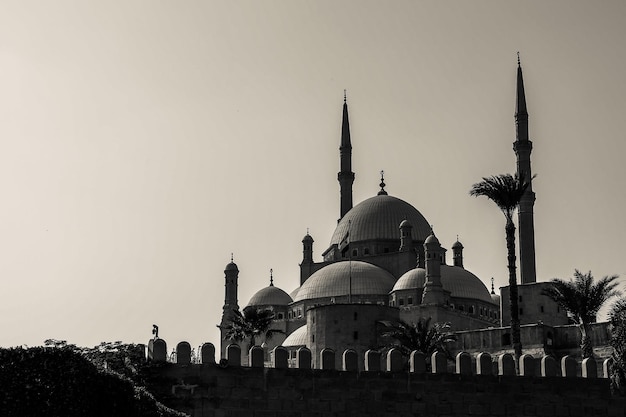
(143, 342, 626, 417)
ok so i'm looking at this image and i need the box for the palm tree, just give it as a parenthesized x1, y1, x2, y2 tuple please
(542, 270, 621, 358)
(469, 172, 532, 368)
(220, 307, 284, 352)
(609, 298, 626, 395)
(379, 317, 457, 358)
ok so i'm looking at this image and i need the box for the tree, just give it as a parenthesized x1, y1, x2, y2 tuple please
(379, 317, 457, 358)
(609, 298, 626, 396)
(470, 172, 532, 369)
(220, 307, 284, 352)
(542, 270, 621, 358)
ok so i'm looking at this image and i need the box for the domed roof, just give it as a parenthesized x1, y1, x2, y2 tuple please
(294, 261, 396, 302)
(289, 287, 300, 300)
(283, 325, 307, 347)
(425, 234, 440, 244)
(392, 265, 494, 304)
(246, 285, 293, 307)
(330, 195, 431, 246)
(225, 262, 238, 271)
(452, 240, 464, 249)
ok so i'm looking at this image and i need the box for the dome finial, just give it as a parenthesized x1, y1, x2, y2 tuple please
(344, 89, 347, 103)
(230, 253, 234, 263)
(517, 51, 521, 66)
(270, 268, 274, 286)
(491, 277, 495, 294)
(307, 227, 309, 235)
(378, 170, 388, 195)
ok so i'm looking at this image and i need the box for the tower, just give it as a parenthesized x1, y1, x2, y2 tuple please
(452, 238, 464, 268)
(338, 91, 355, 221)
(513, 57, 537, 284)
(220, 256, 239, 356)
(300, 232, 314, 285)
(421, 232, 446, 305)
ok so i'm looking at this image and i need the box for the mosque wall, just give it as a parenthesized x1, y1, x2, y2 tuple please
(500, 282, 570, 326)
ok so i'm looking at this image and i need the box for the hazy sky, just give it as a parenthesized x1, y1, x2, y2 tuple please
(2, 1, 625, 351)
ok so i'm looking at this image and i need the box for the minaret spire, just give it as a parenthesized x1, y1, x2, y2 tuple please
(513, 55, 537, 284)
(338, 91, 355, 220)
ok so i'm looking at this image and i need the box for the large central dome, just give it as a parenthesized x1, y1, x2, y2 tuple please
(330, 194, 431, 246)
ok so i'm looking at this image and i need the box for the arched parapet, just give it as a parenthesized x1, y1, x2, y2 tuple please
(541, 355, 557, 377)
(561, 355, 576, 378)
(476, 352, 492, 375)
(409, 351, 426, 374)
(519, 354, 534, 377)
(582, 357, 597, 378)
(296, 347, 311, 369)
(272, 346, 289, 369)
(148, 338, 167, 363)
(455, 352, 471, 375)
(249, 346, 264, 368)
(342, 349, 358, 372)
(498, 353, 515, 376)
(365, 350, 381, 372)
(200, 343, 216, 364)
(176, 342, 191, 365)
(386, 348, 403, 372)
(226, 344, 241, 367)
(431, 351, 447, 374)
(320, 348, 335, 370)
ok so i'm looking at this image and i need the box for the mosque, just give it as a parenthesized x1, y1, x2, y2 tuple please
(218, 62, 573, 369)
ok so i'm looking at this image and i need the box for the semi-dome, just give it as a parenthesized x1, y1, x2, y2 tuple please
(329, 195, 431, 246)
(247, 285, 293, 307)
(283, 325, 307, 347)
(294, 261, 396, 302)
(392, 265, 494, 304)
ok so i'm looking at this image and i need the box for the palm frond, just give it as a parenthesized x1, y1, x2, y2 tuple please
(469, 172, 532, 219)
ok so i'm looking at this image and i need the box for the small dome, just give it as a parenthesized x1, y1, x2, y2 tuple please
(247, 286, 293, 307)
(225, 262, 238, 272)
(329, 195, 431, 246)
(283, 325, 307, 347)
(425, 234, 439, 245)
(302, 234, 314, 242)
(452, 240, 464, 249)
(399, 219, 412, 228)
(391, 266, 494, 304)
(294, 261, 396, 302)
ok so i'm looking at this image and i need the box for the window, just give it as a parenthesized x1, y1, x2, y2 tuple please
(352, 249, 358, 257)
(519, 308, 524, 315)
(519, 295, 523, 302)
(364, 248, 370, 255)
(540, 306, 544, 313)
(353, 331, 359, 340)
(459, 305, 464, 312)
(354, 312, 358, 321)
(277, 313, 283, 319)
(469, 306, 475, 314)
(501, 333, 511, 346)
(399, 298, 404, 306)
(407, 297, 413, 305)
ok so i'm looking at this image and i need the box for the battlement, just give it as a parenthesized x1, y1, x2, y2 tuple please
(142, 340, 626, 417)
(147, 339, 614, 379)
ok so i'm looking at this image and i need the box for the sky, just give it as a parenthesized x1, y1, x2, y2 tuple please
(1, 1, 625, 351)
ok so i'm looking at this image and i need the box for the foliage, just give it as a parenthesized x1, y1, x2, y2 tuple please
(542, 270, 621, 358)
(220, 307, 285, 352)
(0, 345, 187, 417)
(379, 317, 457, 359)
(609, 299, 626, 396)
(469, 172, 532, 369)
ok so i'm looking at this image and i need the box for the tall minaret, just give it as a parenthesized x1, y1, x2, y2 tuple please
(219, 255, 239, 357)
(338, 91, 355, 220)
(513, 56, 537, 284)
